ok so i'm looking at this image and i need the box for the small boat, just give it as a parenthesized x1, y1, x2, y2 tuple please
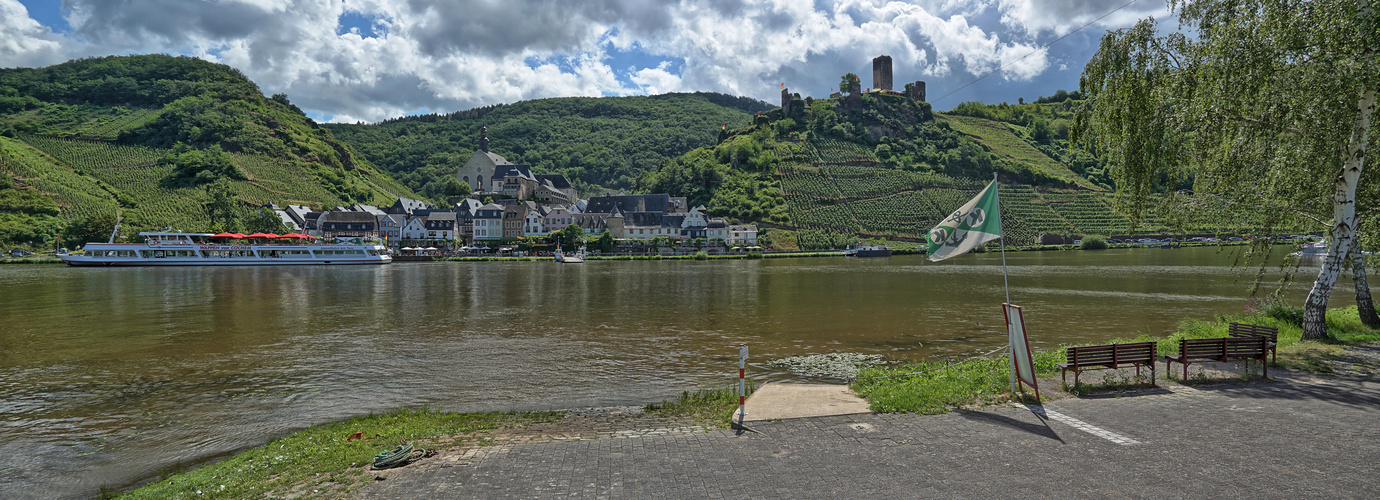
(555, 247, 585, 263)
(845, 245, 891, 257)
(1293, 241, 1328, 256)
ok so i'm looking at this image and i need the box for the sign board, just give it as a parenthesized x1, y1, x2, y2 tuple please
(1003, 303, 1040, 401)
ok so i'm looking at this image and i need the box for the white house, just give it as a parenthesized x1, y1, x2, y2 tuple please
(524, 208, 546, 237)
(472, 203, 505, 241)
(727, 224, 759, 246)
(401, 216, 427, 240)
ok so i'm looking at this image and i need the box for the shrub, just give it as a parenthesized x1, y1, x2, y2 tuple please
(1080, 235, 1108, 250)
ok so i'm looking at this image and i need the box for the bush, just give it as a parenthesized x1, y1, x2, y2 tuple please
(1080, 235, 1108, 250)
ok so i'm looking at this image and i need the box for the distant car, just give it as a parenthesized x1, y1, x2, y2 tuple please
(8, 249, 33, 257)
(1229, 237, 1244, 241)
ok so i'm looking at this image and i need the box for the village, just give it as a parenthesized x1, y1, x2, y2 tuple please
(267, 127, 760, 256)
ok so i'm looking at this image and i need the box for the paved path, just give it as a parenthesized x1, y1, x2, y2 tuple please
(357, 373, 1380, 498)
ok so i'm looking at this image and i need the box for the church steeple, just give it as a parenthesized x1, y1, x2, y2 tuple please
(479, 125, 490, 153)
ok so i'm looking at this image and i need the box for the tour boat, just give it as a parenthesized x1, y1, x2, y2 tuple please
(58, 232, 392, 266)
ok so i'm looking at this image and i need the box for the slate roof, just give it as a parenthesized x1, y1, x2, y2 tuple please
(320, 211, 379, 224)
(286, 204, 312, 226)
(455, 199, 482, 215)
(274, 210, 301, 231)
(585, 194, 672, 214)
(475, 203, 505, 216)
(390, 197, 436, 215)
(493, 164, 535, 181)
(426, 211, 457, 222)
(381, 214, 407, 227)
(535, 174, 573, 190)
(353, 204, 387, 217)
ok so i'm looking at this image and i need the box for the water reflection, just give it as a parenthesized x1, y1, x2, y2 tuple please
(0, 247, 1341, 498)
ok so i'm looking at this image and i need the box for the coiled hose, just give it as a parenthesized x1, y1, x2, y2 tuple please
(373, 443, 423, 469)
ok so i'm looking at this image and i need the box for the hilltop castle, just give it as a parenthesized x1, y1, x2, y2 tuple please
(780, 55, 926, 116)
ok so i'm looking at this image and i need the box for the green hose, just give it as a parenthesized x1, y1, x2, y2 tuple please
(373, 443, 421, 469)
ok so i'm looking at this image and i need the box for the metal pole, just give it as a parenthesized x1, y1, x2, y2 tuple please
(737, 344, 748, 426)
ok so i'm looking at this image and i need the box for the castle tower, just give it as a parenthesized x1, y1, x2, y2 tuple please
(479, 125, 490, 153)
(781, 87, 792, 116)
(872, 55, 893, 91)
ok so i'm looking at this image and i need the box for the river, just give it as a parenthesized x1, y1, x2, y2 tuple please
(0, 247, 1337, 498)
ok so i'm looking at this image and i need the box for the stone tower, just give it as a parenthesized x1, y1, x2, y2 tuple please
(872, 55, 893, 91)
(479, 125, 490, 153)
(906, 81, 927, 102)
(781, 87, 792, 116)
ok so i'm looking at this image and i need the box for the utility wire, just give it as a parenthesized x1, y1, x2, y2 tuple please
(931, 0, 1142, 104)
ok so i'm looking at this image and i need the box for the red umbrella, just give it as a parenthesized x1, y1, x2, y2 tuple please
(245, 233, 276, 238)
(229, 233, 247, 238)
(211, 232, 238, 238)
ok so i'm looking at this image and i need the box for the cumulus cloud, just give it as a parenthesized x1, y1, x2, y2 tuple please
(0, 0, 66, 67)
(997, 0, 1169, 36)
(0, 0, 1158, 121)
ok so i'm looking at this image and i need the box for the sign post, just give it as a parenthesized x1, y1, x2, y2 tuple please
(737, 344, 748, 426)
(1003, 303, 1040, 401)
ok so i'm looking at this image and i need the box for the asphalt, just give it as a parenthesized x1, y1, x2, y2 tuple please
(356, 371, 1380, 499)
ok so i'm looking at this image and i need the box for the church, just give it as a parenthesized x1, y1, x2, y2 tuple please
(455, 126, 514, 194)
(455, 126, 577, 203)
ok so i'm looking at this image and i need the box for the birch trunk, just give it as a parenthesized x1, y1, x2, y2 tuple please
(1352, 242, 1380, 326)
(1302, 89, 1376, 339)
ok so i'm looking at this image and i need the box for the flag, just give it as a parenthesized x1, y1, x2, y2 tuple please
(926, 180, 1002, 262)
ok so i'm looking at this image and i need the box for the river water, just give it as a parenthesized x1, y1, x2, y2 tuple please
(0, 247, 1336, 498)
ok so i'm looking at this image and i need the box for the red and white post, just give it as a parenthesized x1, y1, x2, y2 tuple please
(737, 343, 748, 425)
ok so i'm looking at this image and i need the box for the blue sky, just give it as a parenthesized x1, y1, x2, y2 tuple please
(2, 0, 1173, 123)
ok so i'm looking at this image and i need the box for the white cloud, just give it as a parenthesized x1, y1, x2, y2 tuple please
(0, 0, 66, 67)
(2, 1, 1158, 120)
(997, 0, 1169, 36)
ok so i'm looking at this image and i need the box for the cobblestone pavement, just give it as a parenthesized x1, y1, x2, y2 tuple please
(357, 373, 1380, 499)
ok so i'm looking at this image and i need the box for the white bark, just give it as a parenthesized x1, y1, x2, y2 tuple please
(1302, 89, 1376, 339)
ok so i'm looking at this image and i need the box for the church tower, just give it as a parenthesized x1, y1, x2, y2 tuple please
(479, 125, 490, 153)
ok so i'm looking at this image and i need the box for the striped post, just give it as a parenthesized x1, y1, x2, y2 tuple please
(737, 344, 748, 425)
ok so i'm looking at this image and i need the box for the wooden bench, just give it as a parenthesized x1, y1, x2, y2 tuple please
(1164, 337, 1269, 380)
(1058, 341, 1157, 387)
(1228, 322, 1279, 363)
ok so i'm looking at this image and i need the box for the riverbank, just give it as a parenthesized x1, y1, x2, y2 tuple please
(116, 305, 1380, 499)
(0, 256, 61, 264)
(116, 389, 748, 499)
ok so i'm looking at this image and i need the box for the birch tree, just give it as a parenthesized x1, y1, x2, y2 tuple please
(1075, 0, 1379, 339)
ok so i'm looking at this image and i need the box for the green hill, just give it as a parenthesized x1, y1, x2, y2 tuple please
(0, 55, 415, 248)
(324, 93, 774, 197)
(639, 90, 1294, 249)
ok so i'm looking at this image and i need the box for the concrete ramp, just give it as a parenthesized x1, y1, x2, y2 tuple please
(741, 383, 872, 422)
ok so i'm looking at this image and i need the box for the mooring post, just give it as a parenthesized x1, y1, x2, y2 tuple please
(737, 343, 748, 426)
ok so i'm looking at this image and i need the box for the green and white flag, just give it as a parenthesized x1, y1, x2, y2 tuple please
(926, 180, 1002, 262)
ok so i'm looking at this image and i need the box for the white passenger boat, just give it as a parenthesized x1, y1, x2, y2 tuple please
(59, 232, 391, 266)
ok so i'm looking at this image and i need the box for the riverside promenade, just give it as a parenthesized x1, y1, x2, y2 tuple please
(357, 370, 1380, 498)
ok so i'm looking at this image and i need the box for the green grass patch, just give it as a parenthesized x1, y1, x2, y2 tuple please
(645, 383, 755, 427)
(852, 306, 1380, 413)
(118, 408, 560, 500)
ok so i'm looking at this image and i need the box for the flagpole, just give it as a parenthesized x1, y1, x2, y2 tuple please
(994, 173, 1016, 395)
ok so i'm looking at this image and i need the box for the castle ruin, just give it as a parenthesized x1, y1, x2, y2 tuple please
(872, 55, 893, 91)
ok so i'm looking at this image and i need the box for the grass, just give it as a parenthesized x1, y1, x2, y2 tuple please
(936, 114, 1098, 190)
(118, 408, 560, 500)
(645, 382, 755, 428)
(851, 306, 1380, 413)
(0, 257, 62, 264)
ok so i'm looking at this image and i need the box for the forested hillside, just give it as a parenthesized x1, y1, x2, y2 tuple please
(640, 89, 1294, 249)
(324, 93, 774, 198)
(0, 55, 413, 248)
